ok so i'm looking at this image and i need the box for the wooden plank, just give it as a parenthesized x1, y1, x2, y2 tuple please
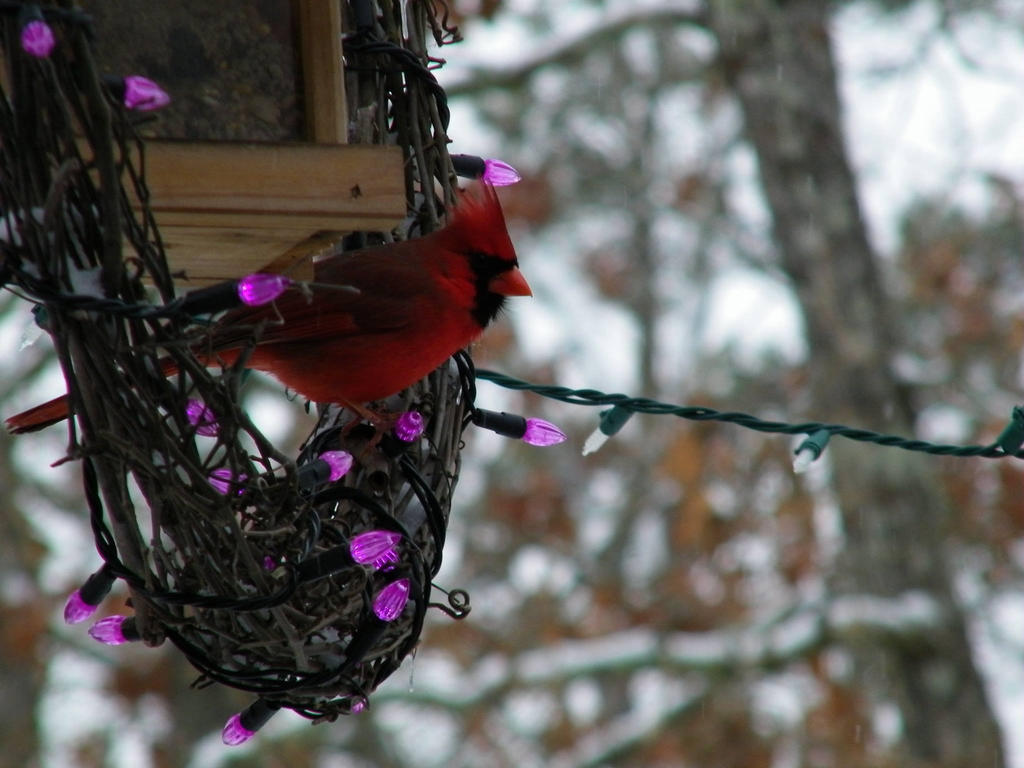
(155, 210, 400, 232)
(141, 140, 403, 225)
(158, 227, 314, 285)
(296, 0, 347, 143)
(139, 228, 352, 286)
(159, 230, 344, 286)
(107, 140, 404, 284)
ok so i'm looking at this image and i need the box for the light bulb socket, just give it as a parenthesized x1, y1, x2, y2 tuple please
(177, 280, 241, 316)
(79, 563, 117, 605)
(471, 408, 527, 439)
(32, 304, 50, 331)
(17, 4, 44, 25)
(794, 428, 832, 461)
(120, 616, 141, 642)
(239, 698, 279, 733)
(451, 154, 486, 179)
(352, 0, 376, 32)
(297, 459, 333, 489)
(997, 406, 1024, 455)
(598, 405, 633, 436)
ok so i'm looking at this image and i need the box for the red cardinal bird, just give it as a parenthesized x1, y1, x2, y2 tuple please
(6, 183, 530, 433)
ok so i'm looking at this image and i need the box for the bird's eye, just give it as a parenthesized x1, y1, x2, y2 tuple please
(467, 250, 494, 272)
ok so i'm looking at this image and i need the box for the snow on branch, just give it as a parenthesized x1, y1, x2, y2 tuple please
(373, 590, 945, 710)
(550, 682, 709, 768)
(444, 2, 708, 97)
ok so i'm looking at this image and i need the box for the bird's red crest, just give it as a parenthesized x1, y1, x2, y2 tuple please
(442, 183, 517, 264)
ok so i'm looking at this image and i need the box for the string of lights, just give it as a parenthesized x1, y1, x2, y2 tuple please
(475, 369, 1024, 462)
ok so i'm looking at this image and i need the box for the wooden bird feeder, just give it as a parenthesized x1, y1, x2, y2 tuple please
(81, 0, 405, 285)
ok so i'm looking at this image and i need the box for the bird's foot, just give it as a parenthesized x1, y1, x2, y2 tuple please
(338, 401, 400, 450)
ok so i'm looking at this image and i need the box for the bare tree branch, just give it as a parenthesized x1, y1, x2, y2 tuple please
(444, 3, 708, 97)
(374, 590, 946, 711)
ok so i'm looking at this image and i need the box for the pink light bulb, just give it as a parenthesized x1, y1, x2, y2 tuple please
(20, 20, 55, 58)
(222, 699, 277, 745)
(88, 615, 132, 645)
(221, 713, 255, 746)
(482, 158, 522, 186)
(237, 273, 291, 306)
(209, 468, 246, 495)
(122, 75, 170, 111)
(394, 411, 425, 442)
(186, 399, 219, 436)
(522, 418, 567, 447)
(63, 566, 116, 625)
(63, 590, 98, 625)
(320, 450, 353, 482)
(350, 530, 402, 570)
(373, 578, 411, 621)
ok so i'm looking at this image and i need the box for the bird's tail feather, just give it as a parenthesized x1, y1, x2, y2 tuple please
(5, 395, 70, 433)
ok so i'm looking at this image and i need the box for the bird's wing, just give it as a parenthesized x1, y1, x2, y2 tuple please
(205, 247, 434, 351)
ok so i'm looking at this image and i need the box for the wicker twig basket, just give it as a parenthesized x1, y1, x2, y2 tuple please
(1, 0, 472, 728)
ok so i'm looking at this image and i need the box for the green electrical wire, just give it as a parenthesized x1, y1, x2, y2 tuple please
(475, 369, 1024, 460)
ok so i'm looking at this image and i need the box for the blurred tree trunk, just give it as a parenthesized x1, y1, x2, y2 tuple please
(707, 1, 1005, 766)
(0, 434, 47, 768)
(0, 293, 62, 768)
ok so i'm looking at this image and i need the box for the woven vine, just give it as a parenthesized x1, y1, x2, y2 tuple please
(1, 0, 470, 724)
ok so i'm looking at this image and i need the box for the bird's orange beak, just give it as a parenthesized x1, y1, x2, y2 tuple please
(489, 267, 532, 297)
